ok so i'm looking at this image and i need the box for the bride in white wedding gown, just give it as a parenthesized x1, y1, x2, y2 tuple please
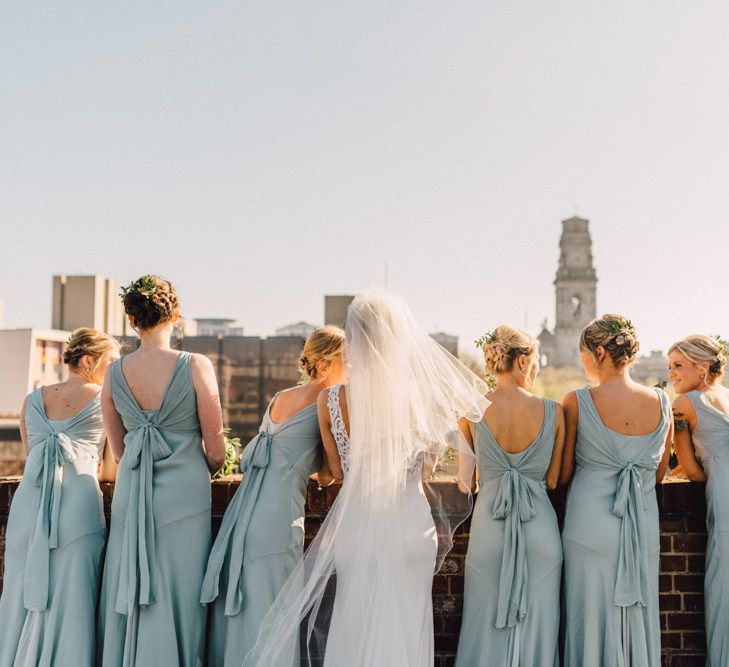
(321, 383, 440, 664)
(243, 290, 489, 667)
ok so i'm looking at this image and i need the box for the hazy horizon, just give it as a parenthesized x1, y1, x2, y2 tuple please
(2, 2, 728, 356)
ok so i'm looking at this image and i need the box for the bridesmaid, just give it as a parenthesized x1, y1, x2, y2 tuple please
(200, 325, 346, 666)
(97, 275, 226, 666)
(668, 335, 729, 665)
(0, 328, 119, 666)
(561, 314, 672, 666)
(455, 326, 564, 667)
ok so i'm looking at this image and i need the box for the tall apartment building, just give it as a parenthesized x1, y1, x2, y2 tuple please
(0, 329, 69, 417)
(324, 295, 355, 328)
(52, 275, 128, 335)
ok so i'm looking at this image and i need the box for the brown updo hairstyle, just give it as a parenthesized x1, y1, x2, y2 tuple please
(63, 328, 119, 369)
(481, 325, 537, 374)
(121, 275, 179, 330)
(299, 326, 345, 380)
(669, 335, 726, 382)
(580, 314, 640, 368)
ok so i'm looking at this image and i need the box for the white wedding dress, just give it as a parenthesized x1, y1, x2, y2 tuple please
(242, 290, 489, 667)
(324, 385, 438, 665)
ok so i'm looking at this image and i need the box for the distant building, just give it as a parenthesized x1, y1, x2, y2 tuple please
(195, 318, 244, 337)
(430, 332, 459, 357)
(0, 329, 69, 417)
(324, 295, 355, 328)
(275, 321, 317, 338)
(52, 275, 128, 336)
(632, 350, 669, 385)
(538, 217, 598, 367)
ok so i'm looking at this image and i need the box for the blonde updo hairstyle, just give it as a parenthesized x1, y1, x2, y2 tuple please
(63, 328, 119, 371)
(580, 314, 640, 368)
(669, 335, 726, 382)
(482, 325, 536, 374)
(299, 325, 345, 380)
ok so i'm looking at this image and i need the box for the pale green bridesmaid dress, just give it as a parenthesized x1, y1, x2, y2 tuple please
(455, 399, 562, 667)
(97, 352, 211, 667)
(563, 387, 670, 667)
(685, 390, 729, 666)
(200, 394, 321, 666)
(0, 388, 106, 667)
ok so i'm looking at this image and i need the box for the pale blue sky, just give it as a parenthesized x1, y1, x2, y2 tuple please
(2, 2, 728, 356)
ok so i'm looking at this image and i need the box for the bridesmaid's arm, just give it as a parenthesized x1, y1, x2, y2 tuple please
(19, 395, 29, 456)
(546, 403, 565, 490)
(101, 369, 127, 463)
(672, 395, 706, 482)
(316, 389, 343, 485)
(559, 391, 579, 486)
(656, 417, 674, 483)
(190, 353, 226, 474)
(457, 417, 476, 494)
(98, 437, 118, 482)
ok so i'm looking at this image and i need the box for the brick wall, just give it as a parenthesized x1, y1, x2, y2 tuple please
(0, 477, 709, 666)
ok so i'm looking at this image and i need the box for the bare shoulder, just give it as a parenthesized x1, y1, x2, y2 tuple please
(672, 392, 695, 416)
(189, 353, 215, 387)
(189, 352, 214, 370)
(317, 386, 331, 406)
(562, 390, 578, 410)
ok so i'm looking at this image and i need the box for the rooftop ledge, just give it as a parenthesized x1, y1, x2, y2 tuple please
(0, 475, 707, 520)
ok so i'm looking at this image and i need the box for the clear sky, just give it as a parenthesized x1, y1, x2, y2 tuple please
(2, 2, 728, 357)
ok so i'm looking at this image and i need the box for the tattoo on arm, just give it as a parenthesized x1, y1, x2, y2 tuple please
(672, 408, 689, 432)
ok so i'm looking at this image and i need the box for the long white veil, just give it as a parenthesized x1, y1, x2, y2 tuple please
(243, 290, 490, 666)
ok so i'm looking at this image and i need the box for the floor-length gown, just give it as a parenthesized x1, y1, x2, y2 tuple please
(322, 384, 438, 666)
(563, 387, 670, 667)
(685, 390, 729, 665)
(201, 395, 321, 665)
(455, 399, 562, 667)
(97, 352, 211, 667)
(0, 389, 106, 667)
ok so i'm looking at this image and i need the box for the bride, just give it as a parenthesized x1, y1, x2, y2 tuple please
(243, 290, 489, 666)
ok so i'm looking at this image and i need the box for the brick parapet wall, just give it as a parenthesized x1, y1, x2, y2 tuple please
(0, 477, 708, 666)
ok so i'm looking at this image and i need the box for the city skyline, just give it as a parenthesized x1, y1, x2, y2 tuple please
(2, 3, 729, 356)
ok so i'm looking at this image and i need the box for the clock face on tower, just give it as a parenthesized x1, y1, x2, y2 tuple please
(571, 295, 582, 319)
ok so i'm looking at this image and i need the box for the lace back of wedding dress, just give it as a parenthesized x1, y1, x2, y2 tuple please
(327, 385, 350, 475)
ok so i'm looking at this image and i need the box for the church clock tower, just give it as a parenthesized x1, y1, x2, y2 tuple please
(538, 216, 598, 367)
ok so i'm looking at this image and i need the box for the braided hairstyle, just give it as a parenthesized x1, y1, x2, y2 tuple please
(481, 325, 536, 374)
(120, 275, 179, 330)
(580, 314, 640, 368)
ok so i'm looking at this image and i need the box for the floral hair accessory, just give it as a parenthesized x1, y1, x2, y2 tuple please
(609, 317, 635, 336)
(120, 275, 157, 299)
(712, 334, 729, 356)
(475, 330, 497, 348)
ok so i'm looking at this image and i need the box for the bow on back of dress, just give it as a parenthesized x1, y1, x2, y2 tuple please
(22, 389, 104, 611)
(476, 399, 554, 630)
(108, 354, 194, 614)
(575, 388, 670, 608)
